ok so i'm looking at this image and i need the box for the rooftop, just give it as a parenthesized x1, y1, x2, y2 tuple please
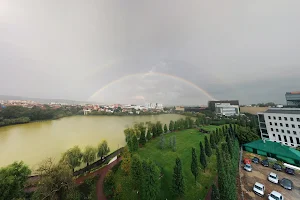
(243, 140, 300, 161)
(264, 108, 300, 115)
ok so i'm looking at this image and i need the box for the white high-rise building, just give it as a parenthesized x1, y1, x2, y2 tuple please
(258, 108, 300, 147)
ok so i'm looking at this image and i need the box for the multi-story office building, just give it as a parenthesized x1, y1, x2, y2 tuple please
(286, 91, 300, 107)
(258, 108, 300, 147)
(208, 100, 239, 111)
(215, 103, 240, 116)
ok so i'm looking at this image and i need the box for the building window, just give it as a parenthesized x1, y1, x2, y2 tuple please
(270, 122, 272, 125)
(290, 137, 294, 144)
(268, 116, 271, 119)
(279, 117, 282, 120)
(276, 129, 279, 132)
(284, 117, 288, 121)
(278, 135, 281, 141)
(271, 128, 274, 131)
(297, 118, 300, 122)
(281, 129, 285, 133)
(292, 124, 295, 128)
(275, 123, 278, 126)
(280, 123, 283, 127)
(273, 116, 276, 120)
(298, 125, 300, 128)
(284, 135, 287, 143)
(273, 134, 275, 137)
(287, 130, 290, 134)
(286, 124, 289, 127)
(293, 131, 297, 135)
(290, 117, 294, 121)
(297, 138, 300, 144)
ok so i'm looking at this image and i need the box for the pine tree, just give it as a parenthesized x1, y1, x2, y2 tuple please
(222, 126, 225, 136)
(191, 147, 198, 183)
(152, 125, 157, 137)
(156, 121, 163, 136)
(146, 130, 152, 141)
(131, 154, 142, 190)
(210, 132, 216, 149)
(184, 118, 189, 129)
(139, 131, 146, 146)
(141, 160, 161, 200)
(211, 183, 220, 200)
(200, 142, 207, 172)
(216, 147, 227, 200)
(174, 121, 178, 131)
(171, 157, 185, 197)
(204, 136, 212, 157)
(164, 124, 168, 133)
(132, 135, 139, 151)
(215, 129, 219, 144)
(159, 135, 165, 149)
(172, 136, 176, 152)
(169, 120, 174, 132)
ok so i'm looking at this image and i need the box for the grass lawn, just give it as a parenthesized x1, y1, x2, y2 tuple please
(136, 129, 218, 200)
(201, 125, 222, 132)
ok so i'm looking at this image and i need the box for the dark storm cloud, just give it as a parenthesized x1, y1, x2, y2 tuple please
(1, 0, 300, 104)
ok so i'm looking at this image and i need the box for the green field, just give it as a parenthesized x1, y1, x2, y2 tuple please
(111, 128, 219, 200)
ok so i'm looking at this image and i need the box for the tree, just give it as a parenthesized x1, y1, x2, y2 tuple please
(152, 125, 157, 137)
(97, 140, 110, 160)
(0, 161, 31, 200)
(139, 131, 147, 146)
(146, 130, 152, 141)
(82, 145, 97, 166)
(211, 183, 220, 200)
(174, 121, 178, 131)
(172, 136, 176, 152)
(131, 154, 143, 190)
(210, 132, 216, 149)
(61, 145, 83, 172)
(171, 157, 185, 197)
(200, 142, 207, 172)
(121, 147, 131, 175)
(132, 135, 139, 151)
(164, 124, 168, 133)
(141, 160, 161, 200)
(33, 158, 74, 200)
(184, 118, 189, 129)
(191, 147, 198, 183)
(204, 136, 212, 157)
(169, 120, 174, 132)
(156, 121, 163, 136)
(159, 134, 166, 149)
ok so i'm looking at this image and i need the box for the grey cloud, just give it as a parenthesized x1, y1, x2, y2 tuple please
(1, 0, 300, 105)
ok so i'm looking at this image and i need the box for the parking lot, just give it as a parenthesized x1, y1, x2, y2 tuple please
(240, 152, 300, 200)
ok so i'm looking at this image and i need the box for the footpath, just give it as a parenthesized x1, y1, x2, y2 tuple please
(75, 157, 122, 200)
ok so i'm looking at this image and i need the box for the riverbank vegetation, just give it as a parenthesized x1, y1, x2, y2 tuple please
(0, 105, 83, 127)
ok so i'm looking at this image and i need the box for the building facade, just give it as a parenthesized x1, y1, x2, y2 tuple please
(208, 100, 239, 111)
(286, 92, 300, 107)
(215, 103, 239, 116)
(258, 108, 300, 147)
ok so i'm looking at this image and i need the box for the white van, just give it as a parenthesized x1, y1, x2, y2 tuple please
(253, 182, 265, 197)
(268, 191, 284, 200)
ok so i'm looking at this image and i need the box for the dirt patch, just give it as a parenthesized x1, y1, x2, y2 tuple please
(240, 107, 268, 115)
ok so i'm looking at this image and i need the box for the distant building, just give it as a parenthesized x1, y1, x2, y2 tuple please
(184, 106, 207, 112)
(286, 91, 300, 107)
(208, 100, 239, 111)
(215, 103, 240, 116)
(175, 106, 185, 112)
(257, 108, 300, 147)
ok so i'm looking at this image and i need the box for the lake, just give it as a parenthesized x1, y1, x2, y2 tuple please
(0, 114, 185, 168)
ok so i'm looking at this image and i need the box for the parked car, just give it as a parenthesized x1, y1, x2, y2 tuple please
(244, 164, 252, 172)
(268, 172, 279, 184)
(273, 163, 282, 171)
(244, 158, 251, 164)
(268, 191, 284, 200)
(285, 167, 295, 175)
(252, 157, 260, 164)
(253, 182, 265, 197)
(261, 159, 269, 167)
(280, 178, 293, 190)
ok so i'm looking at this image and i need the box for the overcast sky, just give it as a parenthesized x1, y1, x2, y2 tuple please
(1, 0, 300, 105)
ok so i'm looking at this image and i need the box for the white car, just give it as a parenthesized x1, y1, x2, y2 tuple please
(268, 191, 284, 200)
(253, 182, 265, 197)
(244, 164, 252, 172)
(268, 172, 279, 184)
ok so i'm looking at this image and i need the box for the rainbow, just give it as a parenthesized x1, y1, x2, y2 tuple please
(88, 72, 217, 101)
